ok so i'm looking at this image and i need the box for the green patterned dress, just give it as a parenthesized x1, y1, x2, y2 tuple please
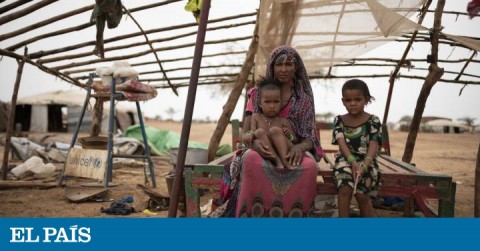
(331, 114, 382, 196)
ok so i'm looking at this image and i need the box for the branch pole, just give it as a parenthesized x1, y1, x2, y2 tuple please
(122, 5, 177, 96)
(2, 48, 27, 180)
(0, 0, 56, 26)
(402, 0, 445, 163)
(0, 49, 85, 89)
(383, 0, 432, 126)
(168, 0, 211, 218)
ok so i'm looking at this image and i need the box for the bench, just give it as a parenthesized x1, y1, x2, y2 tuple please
(184, 120, 456, 217)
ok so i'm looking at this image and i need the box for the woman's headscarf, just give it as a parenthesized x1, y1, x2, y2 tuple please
(253, 45, 322, 159)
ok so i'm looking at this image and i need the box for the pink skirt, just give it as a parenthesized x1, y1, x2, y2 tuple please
(231, 150, 318, 217)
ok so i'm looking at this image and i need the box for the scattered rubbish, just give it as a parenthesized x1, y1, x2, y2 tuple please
(64, 187, 109, 202)
(137, 184, 170, 211)
(10, 156, 56, 179)
(200, 199, 213, 215)
(100, 198, 135, 215)
(142, 209, 158, 216)
(82, 182, 119, 187)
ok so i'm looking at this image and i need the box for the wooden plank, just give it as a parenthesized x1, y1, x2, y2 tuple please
(380, 154, 427, 174)
(193, 164, 225, 173)
(0, 181, 57, 189)
(191, 177, 222, 189)
(64, 148, 107, 180)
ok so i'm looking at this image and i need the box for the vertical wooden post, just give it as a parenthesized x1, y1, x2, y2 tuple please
(475, 142, 480, 217)
(168, 0, 211, 218)
(1, 49, 26, 180)
(402, 0, 445, 163)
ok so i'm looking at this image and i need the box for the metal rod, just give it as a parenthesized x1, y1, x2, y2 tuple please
(112, 154, 150, 159)
(135, 101, 157, 187)
(57, 73, 94, 186)
(105, 76, 116, 188)
(168, 0, 211, 217)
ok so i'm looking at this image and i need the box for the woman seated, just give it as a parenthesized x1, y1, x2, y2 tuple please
(209, 45, 324, 217)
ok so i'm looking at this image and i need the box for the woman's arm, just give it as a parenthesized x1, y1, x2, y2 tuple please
(240, 114, 254, 146)
(282, 119, 297, 143)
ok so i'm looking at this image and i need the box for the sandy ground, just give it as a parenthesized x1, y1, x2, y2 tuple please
(0, 119, 478, 217)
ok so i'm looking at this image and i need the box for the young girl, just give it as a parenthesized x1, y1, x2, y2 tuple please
(332, 79, 382, 217)
(243, 78, 297, 169)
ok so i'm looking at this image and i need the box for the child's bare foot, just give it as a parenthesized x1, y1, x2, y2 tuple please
(282, 159, 294, 169)
(273, 157, 285, 169)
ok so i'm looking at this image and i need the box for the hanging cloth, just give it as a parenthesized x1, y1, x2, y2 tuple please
(185, 0, 203, 23)
(90, 0, 123, 58)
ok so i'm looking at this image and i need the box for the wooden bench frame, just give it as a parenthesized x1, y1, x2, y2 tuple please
(184, 120, 456, 217)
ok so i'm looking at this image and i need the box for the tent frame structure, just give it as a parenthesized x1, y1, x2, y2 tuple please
(0, 0, 479, 217)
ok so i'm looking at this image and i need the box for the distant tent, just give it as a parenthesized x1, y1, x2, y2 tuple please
(12, 90, 137, 133)
(424, 119, 471, 134)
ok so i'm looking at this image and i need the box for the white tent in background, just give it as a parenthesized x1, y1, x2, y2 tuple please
(14, 89, 137, 133)
(424, 119, 472, 133)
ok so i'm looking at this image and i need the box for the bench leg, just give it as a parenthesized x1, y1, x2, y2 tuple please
(438, 182, 456, 217)
(184, 168, 201, 217)
(403, 197, 415, 217)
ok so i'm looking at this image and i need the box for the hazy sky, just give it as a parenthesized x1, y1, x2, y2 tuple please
(1, 0, 479, 125)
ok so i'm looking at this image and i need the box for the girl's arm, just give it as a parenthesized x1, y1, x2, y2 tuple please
(337, 137, 362, 176)
(364, 115, 382, 167)
(364, 140, 379, 167)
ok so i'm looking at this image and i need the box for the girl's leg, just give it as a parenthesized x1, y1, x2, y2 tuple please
(254, 128, 283, 168)
(268, 126, 292, 169)
(355, 193, 375, 217)
(337, 185, 353, 217)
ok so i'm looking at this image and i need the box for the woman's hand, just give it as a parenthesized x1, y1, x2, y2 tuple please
(241, 132, 254, 147)
(251, 139, 274, 159)
(287, 143, 305, 166)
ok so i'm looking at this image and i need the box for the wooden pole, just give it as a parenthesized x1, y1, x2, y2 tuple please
(7, 0, 189, 52)
(0, 49, 85, 89)
(207, 14, 260, 162)
(475, 142, 480, 217)
(1, 48, 26, 180)
(0, 0, 31, 15)
(402, 0, 445, 163)
(0, 4, 94, 42)
(168, 0, 211, 218)
(122, 5, 177, 95)
(26, 13, 256, 59)
(383, 0, 432, 126)
(0, 0, 57, 26)
(65, 51, 247, 75)
(38, 35, 251, 65)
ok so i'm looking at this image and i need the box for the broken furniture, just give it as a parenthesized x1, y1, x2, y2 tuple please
(57, 73, 156, 188)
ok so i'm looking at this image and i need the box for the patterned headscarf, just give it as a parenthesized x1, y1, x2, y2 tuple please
(253, 45, 322, 159)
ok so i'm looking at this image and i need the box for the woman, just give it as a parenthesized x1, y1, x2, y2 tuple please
(210, 45, 323, 217)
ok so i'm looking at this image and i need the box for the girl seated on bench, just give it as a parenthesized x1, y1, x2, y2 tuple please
(332, 79, 382, 217)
